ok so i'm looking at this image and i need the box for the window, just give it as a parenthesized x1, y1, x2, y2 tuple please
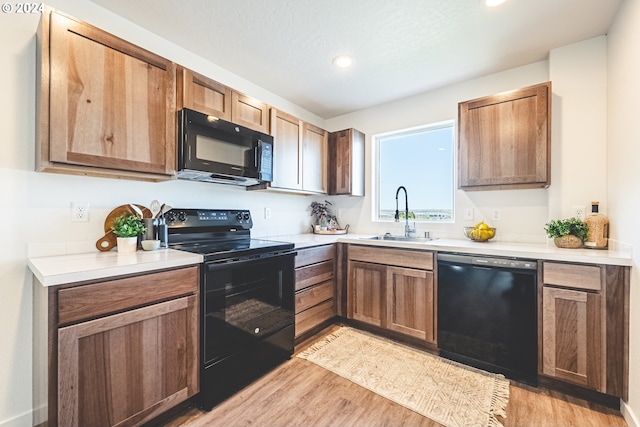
(374, 121, 454, 222)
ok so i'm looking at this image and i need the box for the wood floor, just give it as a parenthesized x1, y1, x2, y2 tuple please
(152, 327, 628, 427)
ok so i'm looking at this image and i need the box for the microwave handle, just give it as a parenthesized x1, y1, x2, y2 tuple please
(254, 146, 258, 167)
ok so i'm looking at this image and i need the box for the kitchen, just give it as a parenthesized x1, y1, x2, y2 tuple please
(2, 0, 640, 426)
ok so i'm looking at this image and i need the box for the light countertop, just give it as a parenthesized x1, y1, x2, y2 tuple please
(335, 235, 632, 266)
(27, 233, 632, 287)
(271, 233, 632, 266)
(28, 249, 203, 287)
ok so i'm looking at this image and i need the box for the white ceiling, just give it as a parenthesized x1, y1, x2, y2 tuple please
(88, 0, 621, 119)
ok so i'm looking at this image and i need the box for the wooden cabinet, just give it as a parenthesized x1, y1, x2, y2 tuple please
(269, 108, 327, 194)
(37, 8, 177, 181)
(347, 245, 434, 343)
(177, 67, 232, 120)
(541, 261, 628, 399)
(177, 67, 269, 133)
(34, 267, 199, 427)
(349, 260, 386, 327)
(458, 82, 551, 190)
(386, 265, 434, 342)
(231, 91, 270, 134)
(328, 128, 365, 196)
(294, 245, 336, 340)
(302, 122, 328, 193)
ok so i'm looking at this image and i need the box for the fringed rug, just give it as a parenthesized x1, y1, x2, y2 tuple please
(297, 327, 509, 427)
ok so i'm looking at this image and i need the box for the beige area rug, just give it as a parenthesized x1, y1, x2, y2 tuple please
(297, 327, 510, 427)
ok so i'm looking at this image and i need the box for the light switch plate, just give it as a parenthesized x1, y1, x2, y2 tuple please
(464, 208, 474, 221)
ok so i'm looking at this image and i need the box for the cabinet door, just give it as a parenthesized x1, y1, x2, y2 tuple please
(386, 266, 434, 343)
(302, 122, 328, 193)
(231, 91, 269, 133)
(177, 67, 231, 120)
(542, 286, 603, 391)
(328, 129, 365, 196)
(58, 296, 198, 427)
(270, 108, 302, 190)
(47, 11, 176, 176)
(348, 261, 385, 327)
(458, 82, 550, 190)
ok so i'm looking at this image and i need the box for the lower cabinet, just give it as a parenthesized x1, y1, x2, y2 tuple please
(347, 245, 435, 344)
(541, 261, 628, 399)
(294, 244, 336, 339)
(34, 266, 200, 427)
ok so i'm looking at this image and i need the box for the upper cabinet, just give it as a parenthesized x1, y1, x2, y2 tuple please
(37, 8, 177, 181)
(232, 92, 270, 134)
(177, 67, 269, 134)
(328, 128, 365, 196)
(302, 122, 328, 194)
(177, 67, 232, 120)
(269, 108, 327, 194)
(458, 82, 551, 190)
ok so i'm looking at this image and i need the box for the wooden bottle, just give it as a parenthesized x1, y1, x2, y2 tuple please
(584, 201, 608, 249)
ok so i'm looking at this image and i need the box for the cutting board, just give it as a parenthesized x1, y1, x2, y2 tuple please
(96, 204, 152, 252)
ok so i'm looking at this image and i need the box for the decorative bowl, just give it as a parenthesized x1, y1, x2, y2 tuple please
(463, 227, 496, 242)
(141, 239, 161, 251)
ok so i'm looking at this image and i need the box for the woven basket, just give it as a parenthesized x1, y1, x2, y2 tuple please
(554, 235, 583, 249)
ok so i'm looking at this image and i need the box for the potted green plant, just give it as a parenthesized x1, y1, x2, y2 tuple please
(111, 213, 146, 253)
(544, 217, 589, 248)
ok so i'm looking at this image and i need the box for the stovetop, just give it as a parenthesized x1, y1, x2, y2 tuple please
(165, 208, 294, 262)
(170, 238, 294, 262)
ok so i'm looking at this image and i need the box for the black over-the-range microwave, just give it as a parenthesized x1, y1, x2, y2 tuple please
(177, 108, 274, 186)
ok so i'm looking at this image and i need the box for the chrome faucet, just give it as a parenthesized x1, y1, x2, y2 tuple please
(395, 186, 416, 237)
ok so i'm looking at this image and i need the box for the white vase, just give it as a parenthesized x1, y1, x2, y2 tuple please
(116, 236, 138, 253)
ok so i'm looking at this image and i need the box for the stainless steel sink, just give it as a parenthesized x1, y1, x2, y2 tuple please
(363, 234, 437, 242)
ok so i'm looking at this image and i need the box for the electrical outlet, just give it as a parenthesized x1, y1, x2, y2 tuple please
(264, 207, 271, 219)
(491, 208, 501, 221)
(572, 205, 586, 220)
(464, 208, 474, 221)
(71, 202, 90, 222)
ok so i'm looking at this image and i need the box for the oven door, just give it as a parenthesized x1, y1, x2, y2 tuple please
(202, 252, 295, 368)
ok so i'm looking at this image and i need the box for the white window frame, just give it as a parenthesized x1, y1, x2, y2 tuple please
(372, 120, 455, 223)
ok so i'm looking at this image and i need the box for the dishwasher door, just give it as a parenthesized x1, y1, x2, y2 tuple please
(437, 253, 538, 385)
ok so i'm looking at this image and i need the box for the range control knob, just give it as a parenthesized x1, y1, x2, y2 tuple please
(166, 211, 177, 222)
(177, 211, 188, 222)
(235, 212, 244, 221)
(243, 212, 250, 221)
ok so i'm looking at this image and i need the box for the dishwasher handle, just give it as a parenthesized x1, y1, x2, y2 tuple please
(437, 253, 537, 270)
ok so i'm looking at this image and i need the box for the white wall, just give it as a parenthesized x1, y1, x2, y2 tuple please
(325, 38, 609, 246)
(607, 0, 640, 425)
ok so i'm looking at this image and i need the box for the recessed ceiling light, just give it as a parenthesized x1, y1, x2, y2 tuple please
(486, 0, 506, 6)
(333, 55, 353, 68)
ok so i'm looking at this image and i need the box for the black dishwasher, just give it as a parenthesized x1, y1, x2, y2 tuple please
(437, 253, 538, 385)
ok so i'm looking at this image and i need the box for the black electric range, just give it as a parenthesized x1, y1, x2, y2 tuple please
(166, 208, 296, 410)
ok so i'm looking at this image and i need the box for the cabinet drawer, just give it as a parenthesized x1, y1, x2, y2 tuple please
(348, 245, 433, 270)
(58, 266, 199, 326)
(295, 244, 335, 268)
(543, 262, 601, 291)
(295, 260, 334, 291)
(295, 299, 336, 337)
(295, 280, 334, 314)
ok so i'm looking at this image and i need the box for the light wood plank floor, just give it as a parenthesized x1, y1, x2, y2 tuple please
(154, 327, 628, 427)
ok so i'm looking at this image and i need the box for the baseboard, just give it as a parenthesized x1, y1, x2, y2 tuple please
(622, 401, 640, 427)
(0, 409, 33, 427)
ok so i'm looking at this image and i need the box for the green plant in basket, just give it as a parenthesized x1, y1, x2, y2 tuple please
(544, 217, 589, 240)
(111, 214, 146, 238)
